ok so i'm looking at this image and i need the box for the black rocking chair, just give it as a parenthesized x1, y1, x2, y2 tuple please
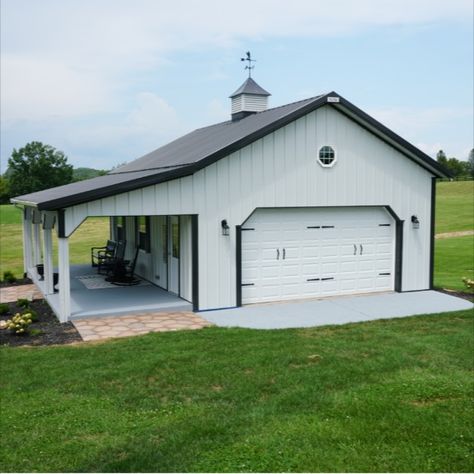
(91, 240, 116, 268)
(97, 240, 127, 275)
(105, 247, 140, 286)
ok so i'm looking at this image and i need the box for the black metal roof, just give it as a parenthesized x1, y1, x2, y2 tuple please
(11, 91, 449, 210)
(229, 77, 271, 98)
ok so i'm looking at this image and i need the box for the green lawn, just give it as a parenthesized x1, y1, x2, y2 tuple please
(434, 235, 474, 291)
(436, 180, 474, 234)
(0, 204, 109, 277)
(1, 310, 473, 473)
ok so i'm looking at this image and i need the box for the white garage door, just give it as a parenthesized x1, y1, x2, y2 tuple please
(241, 207, 395, 304)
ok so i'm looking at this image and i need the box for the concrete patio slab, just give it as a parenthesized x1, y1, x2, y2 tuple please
(201, 291, 473, 330)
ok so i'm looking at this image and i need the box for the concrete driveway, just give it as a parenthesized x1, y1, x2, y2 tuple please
(201, 290, 473, 329)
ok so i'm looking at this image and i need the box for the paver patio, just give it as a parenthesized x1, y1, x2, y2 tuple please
(0, 284, 43, 303)
(73, 311, 213, 341)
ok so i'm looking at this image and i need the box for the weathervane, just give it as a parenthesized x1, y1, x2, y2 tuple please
(241, 51, 256, 77)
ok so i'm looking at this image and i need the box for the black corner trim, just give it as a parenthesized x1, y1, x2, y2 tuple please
(236, 225, 242, 307)
(429, 177, 437, 289)
(191, 215, 199, 312)
(57, 209, 66, 238)
(395, 220, 404, 292)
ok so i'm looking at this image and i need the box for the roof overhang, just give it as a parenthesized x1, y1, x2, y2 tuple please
(11, 91, 449, 211)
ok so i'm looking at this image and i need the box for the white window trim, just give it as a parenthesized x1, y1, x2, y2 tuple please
(318, 145, 337, 168)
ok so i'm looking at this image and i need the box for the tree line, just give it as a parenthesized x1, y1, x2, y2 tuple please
(436, 149, 474, 179)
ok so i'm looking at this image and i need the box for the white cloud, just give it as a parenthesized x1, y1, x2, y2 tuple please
(1, 0, 471, 123)
(368, 106, 473, 159)
(66, 92, 186, 155)
(1, 54, 112, 122)
(368, 106, 473, 135)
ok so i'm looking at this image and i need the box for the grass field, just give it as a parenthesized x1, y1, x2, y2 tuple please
(434, 235, 474, 290)
(436, 180, 474, 234)
(1, 310, 473, 473)
(0, 205, 109, 277)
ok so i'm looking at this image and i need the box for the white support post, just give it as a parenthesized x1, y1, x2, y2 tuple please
(43, 227, 54, 295)
(22, 209, 33, 275)
(33, 223, 42, 265)
(58, 237, 71, 322)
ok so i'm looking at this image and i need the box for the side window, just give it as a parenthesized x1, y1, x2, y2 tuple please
(135, 216, 151, 252)
(318, 145, 336, 167)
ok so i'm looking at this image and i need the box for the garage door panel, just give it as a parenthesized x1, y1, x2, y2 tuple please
(242, 207, 395, 304)
(320, 245, 339, 257)
(301, 246, 319, 258)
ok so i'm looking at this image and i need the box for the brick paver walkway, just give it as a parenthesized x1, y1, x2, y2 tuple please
(73, 312, 213, 341)
(0, 284, 43, 303)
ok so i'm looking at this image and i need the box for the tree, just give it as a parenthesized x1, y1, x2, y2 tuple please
(7, 142, 73, 197)
(436, 149, 447, 165)
(0, 175, 10, 204)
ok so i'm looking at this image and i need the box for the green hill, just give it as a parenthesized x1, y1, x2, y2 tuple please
(72, 167, 108, 182)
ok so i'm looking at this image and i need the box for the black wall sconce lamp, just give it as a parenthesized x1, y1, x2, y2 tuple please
(221, 219, 230, 236)
(411, 215, 420, 229)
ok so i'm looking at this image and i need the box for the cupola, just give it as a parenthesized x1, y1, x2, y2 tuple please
(229, 52, 270, 121)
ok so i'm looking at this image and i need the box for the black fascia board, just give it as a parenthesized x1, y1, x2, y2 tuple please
(334, 96, 450, 178)
(36, 166, 197, 210)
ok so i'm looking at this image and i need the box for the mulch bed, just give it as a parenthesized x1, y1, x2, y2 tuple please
(0, 299, 82, 347)
(0, 277, 33, 288)
(437, 288, 474, 302)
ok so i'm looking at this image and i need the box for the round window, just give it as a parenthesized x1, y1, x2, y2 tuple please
(318, 146, 336, 167)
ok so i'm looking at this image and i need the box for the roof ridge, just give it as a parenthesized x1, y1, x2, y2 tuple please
(193, 93, 326, 132)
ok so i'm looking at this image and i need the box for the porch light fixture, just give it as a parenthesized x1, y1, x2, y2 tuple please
(221, 219, 230, 236)
(411, 215, 420, 229)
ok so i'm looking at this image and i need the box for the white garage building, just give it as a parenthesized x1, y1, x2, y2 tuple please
(12, 77, 448, 322)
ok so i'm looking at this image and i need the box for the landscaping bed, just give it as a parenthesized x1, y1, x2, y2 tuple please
(0, 298, 82, 347)
(0, 276, 32, 288)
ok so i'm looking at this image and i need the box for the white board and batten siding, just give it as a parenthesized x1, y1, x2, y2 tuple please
(61, 105, 434, 310)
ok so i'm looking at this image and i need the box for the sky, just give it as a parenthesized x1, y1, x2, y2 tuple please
(1, 0, 473, 172)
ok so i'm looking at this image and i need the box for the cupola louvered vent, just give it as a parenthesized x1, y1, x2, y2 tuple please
(229, 77, 271, 121)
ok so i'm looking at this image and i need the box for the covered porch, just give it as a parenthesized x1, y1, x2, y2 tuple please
(30, 264, 192, 319)
(20, 205, 198, 322)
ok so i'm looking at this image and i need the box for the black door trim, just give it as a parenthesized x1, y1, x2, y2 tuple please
(236, 225, 242, 307)
(236, 205, 404, 304)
